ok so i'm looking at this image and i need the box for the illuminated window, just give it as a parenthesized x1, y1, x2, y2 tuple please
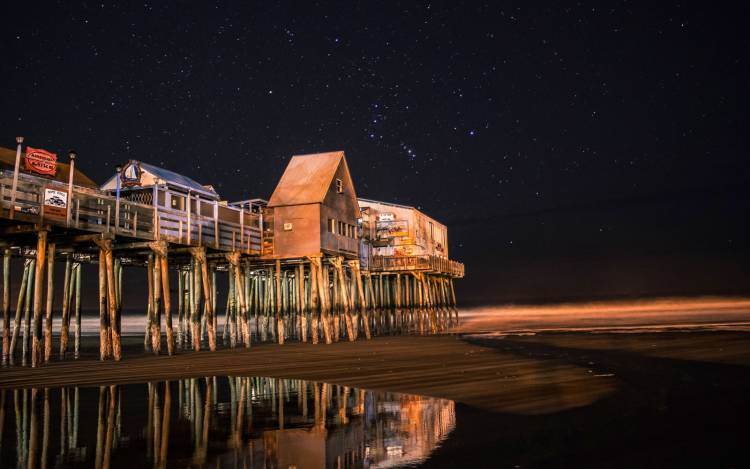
(328, 218, 336, 234)
(335, 178, 343, 193)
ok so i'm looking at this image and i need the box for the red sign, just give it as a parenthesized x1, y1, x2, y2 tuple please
(24, 147, 57, 176)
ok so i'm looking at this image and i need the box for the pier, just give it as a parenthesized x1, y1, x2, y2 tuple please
(0, 141, 464, 366)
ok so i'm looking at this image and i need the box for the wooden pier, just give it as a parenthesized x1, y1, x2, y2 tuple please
(0, 142, 464, 366)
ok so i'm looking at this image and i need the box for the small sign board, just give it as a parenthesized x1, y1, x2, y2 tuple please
(43, 187, 68, 220)
(24, 147, 57, 176)
(283, 222, 293, 231)
(120, 160, 143, 187)
(376, 220, 408, 239)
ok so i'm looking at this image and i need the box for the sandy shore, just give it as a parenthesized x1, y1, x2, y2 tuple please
(2, 324, 749, 414)
(0, 334, 616, 415)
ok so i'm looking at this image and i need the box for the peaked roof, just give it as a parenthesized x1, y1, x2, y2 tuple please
(0, 146, 98, 188)
(268, 151, 350, 207)
(100, 160, 218, 198)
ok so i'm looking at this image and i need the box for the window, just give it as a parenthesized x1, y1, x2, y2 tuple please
(335, 178, 343, 193)
(328, 218, 336, 234)
(338, 221, 345, 236)
(429, 221, 434, 241)
(170, 194, 184, 210)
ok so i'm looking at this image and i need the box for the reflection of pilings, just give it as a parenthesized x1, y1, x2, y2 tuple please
(152, 383, 161, 469)
(1, 378, 457, 468)
(158, 382, 171, 469)
(0, 390, 4, 461)
(41, 389, 49, 469)
(102, 386, 117, 469)
(95, 387, 105, 469)
(278, 378, 284, 430)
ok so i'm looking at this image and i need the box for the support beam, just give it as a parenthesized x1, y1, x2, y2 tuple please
(43, 242, 55, 362)
(275, 259, 283, 345)
(59, 256, 72, 358)
(31, 230, 47, 367)
(2, 249, 10, 364)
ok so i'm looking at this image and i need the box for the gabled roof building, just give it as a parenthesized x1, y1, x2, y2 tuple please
(267, 151, 360, 259)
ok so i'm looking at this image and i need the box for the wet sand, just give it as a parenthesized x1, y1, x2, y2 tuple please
(0, 334, 615, 415)
(424, 330, 750, 467)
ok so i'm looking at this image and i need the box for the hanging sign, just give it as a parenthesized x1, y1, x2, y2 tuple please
(24, 147, 57, 176)
(120, 160, 142, 187)
(376, 220, 409, 239)
(43, 187, 68, 219)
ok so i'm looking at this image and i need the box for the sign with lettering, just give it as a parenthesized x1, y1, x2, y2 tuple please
(43, 187, 68, 219)
(376, 220, 409, 239)
(24, 147, 57, 176)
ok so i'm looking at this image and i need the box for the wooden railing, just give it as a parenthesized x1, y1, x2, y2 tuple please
(369, 254, 465, 277)
(0, 170, 262, 254)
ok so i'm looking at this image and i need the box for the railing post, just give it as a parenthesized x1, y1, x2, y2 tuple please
(152, 185, 158, 240)
(196, 195, 202, 246)
(114, 164, 121, 232)
(66, 150, 76, 227)
(186, 191, 192, 244)
(240, 207, 244, 246)
(8, 136, 23, 220)
(214, 201, 219, 249)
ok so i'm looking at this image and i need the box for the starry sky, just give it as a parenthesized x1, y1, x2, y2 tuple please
(1, 1, 748, 304)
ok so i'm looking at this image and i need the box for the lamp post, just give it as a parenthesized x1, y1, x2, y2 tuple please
(66, 150, 76, 227)
(115, 164, 122, 231)
(8, 136, 24, 219)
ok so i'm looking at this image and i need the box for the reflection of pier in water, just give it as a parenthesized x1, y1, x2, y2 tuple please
(0, 377, 455, 468)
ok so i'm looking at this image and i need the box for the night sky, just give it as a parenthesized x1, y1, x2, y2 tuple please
(2, 1, 748, 304)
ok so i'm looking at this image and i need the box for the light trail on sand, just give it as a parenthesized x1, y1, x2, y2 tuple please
(457, 296, 750, 334)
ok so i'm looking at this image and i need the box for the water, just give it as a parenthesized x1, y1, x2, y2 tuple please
(0, 377, 455, 468)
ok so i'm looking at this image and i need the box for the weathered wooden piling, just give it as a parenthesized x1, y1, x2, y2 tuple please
(297, 263, 307, 342)
(31, 230, 47, 367)
(59, 256, 72, 358)
(275, 259, 284, 344)
(161, 254, 174, 355)
(73, 263, 82, 358)
(8, 259, 29, 365)
(43, 242, 55, 363)
(97, 244, 109, 360)
(308, 257, 320, 344)
(2, 249, 10, 364)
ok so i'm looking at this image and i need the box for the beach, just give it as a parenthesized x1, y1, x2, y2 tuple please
(1, 298, 750, 467)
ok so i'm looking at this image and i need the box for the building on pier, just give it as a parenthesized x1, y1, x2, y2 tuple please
(98, 159, 263, 252)
(266, 151, 360, 259)
(358, 198, 463, 278)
